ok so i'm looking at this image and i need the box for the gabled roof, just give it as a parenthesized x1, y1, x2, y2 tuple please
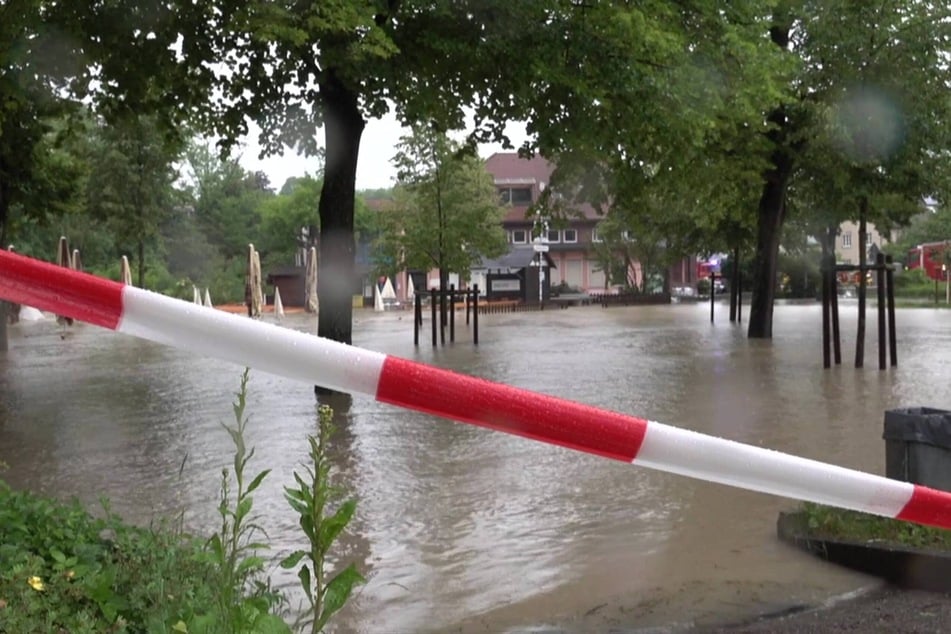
(476, 246, 557, 271)
(485, 152, 601, 222)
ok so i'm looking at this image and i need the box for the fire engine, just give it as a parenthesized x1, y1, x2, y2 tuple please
(907, 241, 950, 280)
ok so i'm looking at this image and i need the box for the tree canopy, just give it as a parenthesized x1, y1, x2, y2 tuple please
(375, 127, 507, 286)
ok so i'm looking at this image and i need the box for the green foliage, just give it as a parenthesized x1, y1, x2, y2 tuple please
(282, 405, 364, 634)
(799, 503, 951, 551)
(891, 267, 938, 300)
(257, 175, 322, 270)
(777, 251, 821, 299)
(0, 482, 221, 632)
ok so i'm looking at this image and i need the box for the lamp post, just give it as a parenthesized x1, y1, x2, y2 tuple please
(532, 214, 549, 306)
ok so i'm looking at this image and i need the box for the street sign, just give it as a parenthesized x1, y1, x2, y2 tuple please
(533, 244, 549, 252)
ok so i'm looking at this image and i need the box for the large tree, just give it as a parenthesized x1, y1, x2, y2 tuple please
(746, 0, 951, 338)
(377, 126, 507, 291)
(85, 115, 182, 288)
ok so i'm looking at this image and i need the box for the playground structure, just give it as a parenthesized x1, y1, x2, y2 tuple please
(1, 249, 950, 531)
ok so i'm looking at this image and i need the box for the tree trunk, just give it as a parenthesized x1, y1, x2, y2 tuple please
(137, 239, 145, 288)
(748, 17, 795, 340)
(317, 71, 365, 347)
(0, 186, 9, 351)
(747, 149, 793, 339)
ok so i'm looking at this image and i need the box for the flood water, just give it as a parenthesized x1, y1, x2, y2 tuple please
(3, 300, 951, 632)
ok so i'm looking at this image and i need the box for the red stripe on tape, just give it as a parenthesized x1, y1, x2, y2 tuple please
(895, 485, 951, 529)
(0, 250, 124, 329)
(376, 356, 647, 461)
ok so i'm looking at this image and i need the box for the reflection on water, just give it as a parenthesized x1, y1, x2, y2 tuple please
(3, 302, 951, 631)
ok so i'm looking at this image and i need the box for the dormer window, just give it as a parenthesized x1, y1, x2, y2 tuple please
(499, 187, 533, 205)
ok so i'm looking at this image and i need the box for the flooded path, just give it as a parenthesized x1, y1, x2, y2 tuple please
(2, 301, 950, 631)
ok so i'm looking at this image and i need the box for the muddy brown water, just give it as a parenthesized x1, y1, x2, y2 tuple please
(2, 301, 950, 632)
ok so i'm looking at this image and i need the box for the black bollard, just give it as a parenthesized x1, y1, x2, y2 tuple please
(473, 284, 479, 345)
(414, 292, 421, 346)
(876, 253, 886, 370)
(450, 284, 456, 343)
(886, 255, 897, 367)
(822, 257, 831, 369)
(431, 288, 437, 347)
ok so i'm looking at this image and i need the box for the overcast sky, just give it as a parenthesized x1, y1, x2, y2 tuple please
(237, 111, 528, 192)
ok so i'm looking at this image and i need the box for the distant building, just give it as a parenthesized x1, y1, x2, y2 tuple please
(484, 153, 610, 292)
(836, 220, 890, 265)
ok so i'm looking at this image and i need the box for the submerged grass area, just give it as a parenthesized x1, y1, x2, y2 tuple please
(796, 503, 951, 551)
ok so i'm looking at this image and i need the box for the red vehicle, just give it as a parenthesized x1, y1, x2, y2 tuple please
(908, 241, 950, 280)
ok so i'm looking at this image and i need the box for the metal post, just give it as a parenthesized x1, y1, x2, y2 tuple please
(710, 275, 715, 324)
(886, 255, 897, 367)
(876, 253, 886, 371)
(449, 284, 456, 343)
(822, 256, 831, 369)
(431, 287, 437, 347)
(831, 267, 841, 365)
(414, 292, 421, 346)
(473, 284, 479, 345)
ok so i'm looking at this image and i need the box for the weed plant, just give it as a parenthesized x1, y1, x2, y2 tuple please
(282, 405, 365, 633)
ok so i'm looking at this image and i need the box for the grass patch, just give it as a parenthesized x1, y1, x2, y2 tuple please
(797, 503, 951, 551)
(0, 483, 223, 632)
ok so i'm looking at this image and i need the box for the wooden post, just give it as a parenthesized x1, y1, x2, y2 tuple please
(449, 284, 456, 343)
(431, 288, 437, 347)
(876, 253, 886, 370)
(831, 267, 841, 365)
(414, 292, 421, 346)
(822, 255, 831, 369)
(473, 284, 479, 345)
(855, 203, 868, 368)
(886, 255, 897, 367)
(737, 271, 742, 323)
(440, 284, 446, 346)
(729, 248, 739, 322)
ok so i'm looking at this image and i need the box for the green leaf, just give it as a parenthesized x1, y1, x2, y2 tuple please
(235, 497, 253, 525)
(279, 550, 307, 569)
(316, 564, 365, 630)
(251, 614, 293, 634)
(49, 547, 67, 564)
(319, 499, 357, 554)
(247, 469, 271, 494)
(236, 555, 265, 576)
(298, 564, 312, 601)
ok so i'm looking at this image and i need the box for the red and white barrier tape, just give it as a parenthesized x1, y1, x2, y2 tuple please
(1, 249, 948, 529)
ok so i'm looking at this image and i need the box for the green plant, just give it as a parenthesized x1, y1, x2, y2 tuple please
(0, 482, 221, 633)
(201, 368, 289, 634)
(282, 405, 364, 633)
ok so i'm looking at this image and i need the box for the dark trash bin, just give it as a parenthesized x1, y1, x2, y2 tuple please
(883, 407, 951, 491)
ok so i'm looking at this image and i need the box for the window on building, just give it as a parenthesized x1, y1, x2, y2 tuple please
(562, 228, 578, 243)
(499, 187, 533, 205)
(842, 232, 852, 248)
(511, 229, 528, 244)
(547, 229, 561, 243)
(866, 232, 873, 245)
(591, 227, 602, 242)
